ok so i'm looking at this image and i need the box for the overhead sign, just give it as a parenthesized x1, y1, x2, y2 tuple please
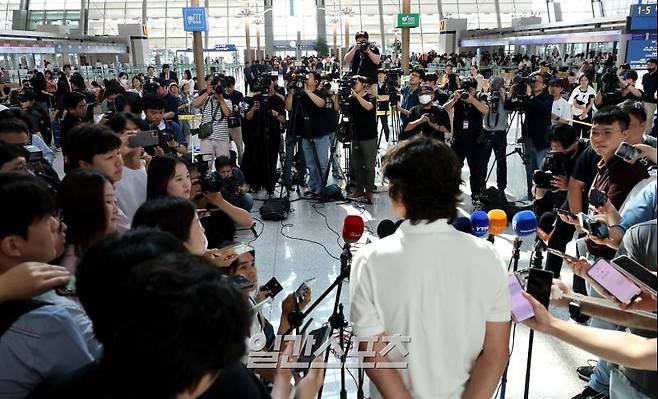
(182, 7, 208, 32)
(396, 13, 420, 28)
(626, 39, 657, 70)
(214, 44, 237, 51)
(629, 4, 657, 31)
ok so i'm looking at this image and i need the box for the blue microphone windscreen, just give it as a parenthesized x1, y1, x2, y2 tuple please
(470, 210, 489, 237)
(512, 210, 538, 237)
(452, 217, 472, 234)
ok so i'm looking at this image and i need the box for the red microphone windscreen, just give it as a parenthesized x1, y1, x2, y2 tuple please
(487, 209, 507, 236)
(342, 215, 365, 243)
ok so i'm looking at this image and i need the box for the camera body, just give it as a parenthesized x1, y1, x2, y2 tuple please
(209, 74, 226, 96)
(532, 151, 567, 189)
(22, 145, 44, 175)
(480, 91, 501, 114)
(288, 71, 308, 97)
(359, 41, 372, 52)
(337, 76, 356, 108)
(251, 73, 274, 94)
(193, 153, 240, 205)
(510, 74, 535, 109)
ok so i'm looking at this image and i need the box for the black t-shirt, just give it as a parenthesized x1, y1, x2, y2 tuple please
(290, 90, 329, 138)
(434, 88, 450, 105)
(523, 91, 553, 150)
(376, 82, 390, 111)
(401, 104, 451, 141)
(163, 93, 179, 123)
(348, 45, 381, 84)
(225, 90, 244, 118)
(241, 94, 285, 138)
(201, 209, 236, 249)
(452, 99, 485, 139)
(641, 71, 658, 104)
(324, 95, 339, 132)
(347, 93, 377, 141)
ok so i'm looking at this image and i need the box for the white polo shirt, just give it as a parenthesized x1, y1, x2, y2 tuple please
(350, 219, 511, 399)
(552, 97, 572, 125)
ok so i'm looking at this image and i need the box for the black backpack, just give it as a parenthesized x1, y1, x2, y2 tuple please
(477, 186, 509, 213)
(259, 197, 291, 221)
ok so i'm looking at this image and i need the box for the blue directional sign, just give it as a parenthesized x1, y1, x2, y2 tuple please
(182, 7, 208, 32)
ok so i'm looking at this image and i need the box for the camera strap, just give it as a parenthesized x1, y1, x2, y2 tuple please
(204, 98, 222, 123)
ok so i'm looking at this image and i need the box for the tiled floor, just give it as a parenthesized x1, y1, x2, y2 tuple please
(52, 123, 593, 398)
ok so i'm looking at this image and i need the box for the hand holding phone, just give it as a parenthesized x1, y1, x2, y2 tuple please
(260, 277, 283, 298)
(294, 278, 316, 302)
(578, 213, 609, 239)
(128, 130, 159, 148)
(546, 248, 578, 263)
(586, 259, 641, 305)
(508, 274, 534, 321)
(611, 255, 657, 296)
(615, 142, 641, 163)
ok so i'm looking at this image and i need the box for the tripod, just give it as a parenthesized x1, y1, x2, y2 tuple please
(484, 110, 527, 186)
(283, 244, 359, 399)
(335, 113, 354, 190)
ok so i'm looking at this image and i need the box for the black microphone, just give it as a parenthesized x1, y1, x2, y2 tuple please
(376, 219, 397, 238)
(531, 212, 556, 269)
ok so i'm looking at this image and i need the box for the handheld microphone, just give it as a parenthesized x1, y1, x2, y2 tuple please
(487, 209, 507, 242)
(512, 210, 538, 237)
(470, 210, 489, 238)
(376, 219, 397, 239)
(452, 217, 473, 234)
(342, 215, 365, 244)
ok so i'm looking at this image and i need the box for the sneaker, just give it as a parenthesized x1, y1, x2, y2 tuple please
(577, 360, 598, 382)
(571, 386, 608, 399)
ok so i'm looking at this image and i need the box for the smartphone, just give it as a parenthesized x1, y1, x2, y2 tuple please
(586, 259, 642, 305)
(615, 142, 641, 163)
(588, 189, 608, 208)
(227, 275, 255, 290)
(526, 269, 553, 309)
(508, 274, 534, 321)
(294, 325, 331, 374)
(260, 277, 283, 298)
(128, 130, 159, 148)
(546, 248, 578, 263)
(55, 275, 76, 297)
(611, 255, 657, 296)
(294, 277, 316, 302)
(578, 213, 610, 239)
(553, 208, 576, 220)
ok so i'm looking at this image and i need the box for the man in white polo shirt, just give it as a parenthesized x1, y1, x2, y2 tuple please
(350, 136, 511, 398)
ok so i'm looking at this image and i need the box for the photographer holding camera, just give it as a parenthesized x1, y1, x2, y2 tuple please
(191, 74, 233, 161)
(482, 76, 512, 193)
(514, 73, 553, 199)
(337, 75, 377, 202)
(242, 75, 285, 194)
(344, 31, 381, 90)
(224, 76, 245, 164)
(285, 71, 330, 198)
(401, 84, 450, 142)
(444, 77, 490, 201)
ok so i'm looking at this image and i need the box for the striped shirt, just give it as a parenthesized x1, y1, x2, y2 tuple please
(201, 97, 231, 142)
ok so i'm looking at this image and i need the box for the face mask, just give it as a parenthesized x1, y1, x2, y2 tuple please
(419, 94, 432, 105)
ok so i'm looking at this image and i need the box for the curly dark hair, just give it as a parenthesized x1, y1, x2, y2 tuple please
(383, 136, 462, 224)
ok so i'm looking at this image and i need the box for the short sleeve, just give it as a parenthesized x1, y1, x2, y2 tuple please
(487, 250, 512, 322)
(349, 251, 386, 337)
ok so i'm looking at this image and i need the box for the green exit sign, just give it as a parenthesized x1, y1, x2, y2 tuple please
(396, 13, 420, 28)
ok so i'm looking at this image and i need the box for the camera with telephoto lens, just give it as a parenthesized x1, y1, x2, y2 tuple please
(22, 145, 44, 175)
(287, 70, 308, 97)
(210, 74, 226, 96)
(532, 151, 567, 189)
(193, 153, 240, 205)
(458, 77, 478, 101)
(359, 41, 372, 52)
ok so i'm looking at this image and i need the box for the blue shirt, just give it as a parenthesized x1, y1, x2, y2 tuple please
(619, 180, 657, 232)
(0, 303, 94, 398)
(400, 85, 420, 124)
(30, 134, 54, 165)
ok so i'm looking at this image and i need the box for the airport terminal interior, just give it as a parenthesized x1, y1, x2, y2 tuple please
(0, 0, 656, 398)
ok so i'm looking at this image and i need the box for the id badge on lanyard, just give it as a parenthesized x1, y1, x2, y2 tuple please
(463, 120, 469, 130)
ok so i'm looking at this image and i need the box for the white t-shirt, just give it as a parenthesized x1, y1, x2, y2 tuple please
(114, 166, 147, 222)
(568, 85, 596, 116)
(350, 219, 511, 399)
(552, 97, 572, 125)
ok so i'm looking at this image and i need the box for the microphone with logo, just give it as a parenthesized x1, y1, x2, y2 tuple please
(511, 210, 538, 272)
(452, 216, 473, 234)
(470, 210, 489, 238)
(487, 209, 507, 243)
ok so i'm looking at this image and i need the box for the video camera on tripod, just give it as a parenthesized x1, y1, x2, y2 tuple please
(337, 75, 357, 109)
(509, 74, 535, 110)
(193, 153, 240, 205)
(250, 72, 275, 94)
(598, 66, 622, 103)
(287, 70, 308, 97)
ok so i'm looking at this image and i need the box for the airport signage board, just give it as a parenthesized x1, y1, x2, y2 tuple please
(182, 7, 208, 32)
(629, 4, 657, 31)
(626, 39, 657, 70)
(396, 13, 420, 28)
(214, 44, 237, 51)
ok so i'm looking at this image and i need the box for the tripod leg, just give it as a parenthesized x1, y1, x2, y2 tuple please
(524, 330, 535, 399)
